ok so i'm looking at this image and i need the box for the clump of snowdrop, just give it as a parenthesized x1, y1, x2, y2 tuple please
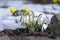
(37, 13, 49, 32)
(10, 7, 49, 32)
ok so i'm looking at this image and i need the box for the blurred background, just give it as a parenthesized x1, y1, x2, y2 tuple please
(0, 0, 60, 4)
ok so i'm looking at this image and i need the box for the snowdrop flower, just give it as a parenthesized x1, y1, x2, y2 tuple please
(38, 14, 46, 25)
(24, 15, 29, 23)
(42, 23, 48, 32)
(24, 12, 34, 23)
(24, 10, 34, 23)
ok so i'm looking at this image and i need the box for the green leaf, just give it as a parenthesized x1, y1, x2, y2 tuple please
(15, 19, 18, 23)
(21, 21, 24, 25)
(20, 16, 22, 22)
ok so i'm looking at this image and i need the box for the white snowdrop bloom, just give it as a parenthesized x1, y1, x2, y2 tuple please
(42, 23, 48, 30)
(24, 11, 34, 23)
(38, 13, 46, 25)
(29, 16, 33, 21)
(24, 16, 33, 23)
(38, 17, 44, 25)
(24, 16, 29, 23)
(27, 16, 29, 23)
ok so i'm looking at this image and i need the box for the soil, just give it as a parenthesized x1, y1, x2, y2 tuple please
(0, 35, 55, 40)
